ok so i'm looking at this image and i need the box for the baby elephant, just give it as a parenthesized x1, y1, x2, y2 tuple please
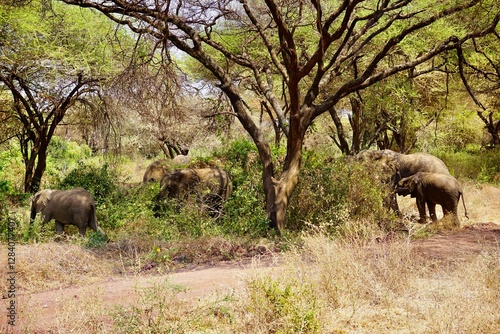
(395, 172, 468, 226)
(31, 188, 106, 237)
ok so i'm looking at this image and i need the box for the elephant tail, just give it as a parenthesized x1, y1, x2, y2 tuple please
(460, 192, 469, 219)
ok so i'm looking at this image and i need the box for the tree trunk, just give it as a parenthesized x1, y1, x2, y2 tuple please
(267, 149, 302, 231)
(329, 108, 350, 155)
(223, 84, 303, 232)
(30, 144, 48, 193)
(349, 97, 362, 154)
(23, 135, 49, 193)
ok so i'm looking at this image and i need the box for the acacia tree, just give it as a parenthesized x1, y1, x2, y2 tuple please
(109, 61, 196, 158)
(454, 34, 500, 148)
(63, 0, 499, 232)
(0, 1, 132, 192)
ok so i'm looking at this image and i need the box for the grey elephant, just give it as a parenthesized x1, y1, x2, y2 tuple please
(143, 155, 191, 183)
(31, 188, 106, 237)
(395, 172, 468, 226)
(357, 149, 451, 214)
(156, 167, 232, 217)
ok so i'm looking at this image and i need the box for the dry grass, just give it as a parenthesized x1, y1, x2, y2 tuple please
(0, 243, 118, 294)
(2, 234, 499, 333)
(105, 235, 500, 333)
(279, 234, 500, 333)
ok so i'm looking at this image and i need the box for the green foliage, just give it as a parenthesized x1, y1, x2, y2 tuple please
(0, 160, 29, 243)
(0, 181, 11, 242)
(47, 136, 92, 162)
(214, 138, 270, 237)
(246, 275, 321, 333)
(0, 141, 24, 192)
(44, 137, 93, 183)
(435, 149, 500, 183)
(57, 162, 117, 204)
(288, 154, 396, 233)
(99, 183, 159, 233)
(85, 230, 109, 248)
(438, 109, 483, 151)
(0, 0, 134, 76)
(21, 214, 57, 243)
(154, 199, 216, 238)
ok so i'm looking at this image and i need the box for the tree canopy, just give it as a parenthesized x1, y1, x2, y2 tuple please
(27, 0, 500, 230)
(0, 0, 136, 192)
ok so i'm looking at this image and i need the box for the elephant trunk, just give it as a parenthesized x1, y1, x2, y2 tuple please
(88, 204, 107, 239)
(30, 206, 37, 225)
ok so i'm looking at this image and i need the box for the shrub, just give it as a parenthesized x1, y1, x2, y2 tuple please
(0, 140, 25, 192)
(214, 138, 270, 237)
(288, 155, 396, 233)
(245, 275, 321, 333)
(435, 149, 500, 183)
(57, 162, 117, 204)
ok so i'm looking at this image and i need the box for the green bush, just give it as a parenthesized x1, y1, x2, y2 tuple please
(215, 138, 270, 237)
(20, 214, 57, 243)
(435, 149, 500, 183)
(57, 162, 117, 204)
(44, 137, 93, 185)
(288, 155, 396, 233)
(439, 109, 483, 151)
(246, 275, 321, 333)
(0, 140, 25, 192)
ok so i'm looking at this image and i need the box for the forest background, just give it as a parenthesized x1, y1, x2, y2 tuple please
(0, 1, 499, 332)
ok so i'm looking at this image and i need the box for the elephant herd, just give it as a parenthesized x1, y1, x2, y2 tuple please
(30, 149, 468, 238)
(357, 149, 468, 226)
(30, 162, 233, 238)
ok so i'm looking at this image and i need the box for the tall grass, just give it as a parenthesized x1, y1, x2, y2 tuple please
(11, 234, 498, 333)
(107, 234, 500, 333)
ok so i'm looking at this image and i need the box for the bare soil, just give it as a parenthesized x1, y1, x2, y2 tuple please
(2, 222, 497, 332)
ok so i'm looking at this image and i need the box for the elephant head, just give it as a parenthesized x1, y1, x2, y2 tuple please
(30, 189, 54, 222)
(157, 168, 232, 217)
(395, 176, 418, 197)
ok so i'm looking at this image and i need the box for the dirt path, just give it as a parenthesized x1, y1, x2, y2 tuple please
(1, 182, 497, 333)
(3, 223, 499, 332)
(7, 257, 279, 332)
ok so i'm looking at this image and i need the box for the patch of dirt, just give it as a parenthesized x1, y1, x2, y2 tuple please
(2, 223, 499, 332)
(411, 222, 500, 262)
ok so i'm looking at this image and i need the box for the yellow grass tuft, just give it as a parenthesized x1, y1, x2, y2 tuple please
(0, 242, 117, 294)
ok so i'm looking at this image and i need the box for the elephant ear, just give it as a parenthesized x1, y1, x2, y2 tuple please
(39, 190, 53, 209)
(406, 177, 417, 192)
(396, 177, 415, 196)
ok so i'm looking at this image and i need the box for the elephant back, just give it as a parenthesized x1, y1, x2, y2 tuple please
(194, 168, 233, 200)
(398, 153, 450, 179)
(143, 156, 192, 183)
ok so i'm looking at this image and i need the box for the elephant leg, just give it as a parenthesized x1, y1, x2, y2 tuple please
(416, 198, 427, 224)
(55, 221, 65, 234)
(427, 202, 438, 222)
(78, 226, 87, 237)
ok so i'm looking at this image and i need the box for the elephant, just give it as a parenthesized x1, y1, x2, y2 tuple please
(395, 172, 468, 226)
(142, 155, 192, 183)
(31, 188, 106, 237)
(356, 149, 451, 214)
(156, 167, 232, 217)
